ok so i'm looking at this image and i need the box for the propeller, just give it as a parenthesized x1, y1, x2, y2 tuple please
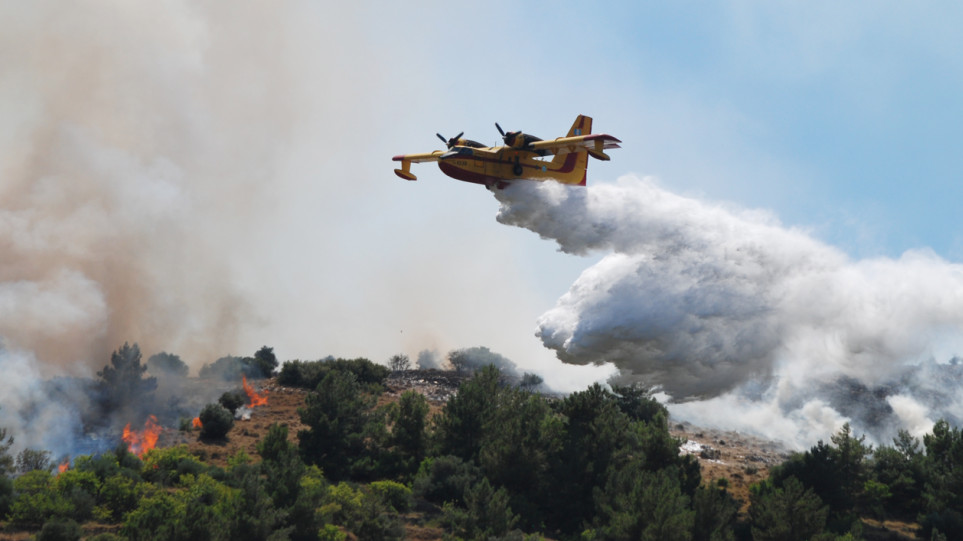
(436, 131, 464, 149)
(495, 122, 520, 146)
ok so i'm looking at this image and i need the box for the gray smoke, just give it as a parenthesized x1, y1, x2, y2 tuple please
(0, 2, 342, 458)
(0, 2, 304, 367)
(495, 176, 963, 447)
(447, 346, 521, 377)
(0, 348, 98, 458)
(416, 350, 444, 370)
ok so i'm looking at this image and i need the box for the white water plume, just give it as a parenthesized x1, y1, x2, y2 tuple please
(495, 176, 963, 447)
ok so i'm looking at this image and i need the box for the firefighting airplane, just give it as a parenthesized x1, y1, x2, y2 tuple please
(393, 115, 620, 188)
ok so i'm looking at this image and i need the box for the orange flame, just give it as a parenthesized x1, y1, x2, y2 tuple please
(242, 375, 268, 407)
(123, 415, 161, 457)
(192, 417, 202, 429)
(57, 460, 69, 474)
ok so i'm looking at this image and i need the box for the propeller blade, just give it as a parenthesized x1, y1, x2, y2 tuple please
(451, 132, 464, 145)
(437, 133, 447, 145)
(495, 122, 505, 136)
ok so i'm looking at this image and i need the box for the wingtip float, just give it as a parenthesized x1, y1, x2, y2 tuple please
(393, 115, 620, 189)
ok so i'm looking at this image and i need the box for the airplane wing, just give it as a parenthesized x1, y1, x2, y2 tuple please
(528, 133, 622, 161)
(392, 150, 445, 180)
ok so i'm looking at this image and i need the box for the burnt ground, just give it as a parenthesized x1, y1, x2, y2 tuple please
(166, 380, 311, 464)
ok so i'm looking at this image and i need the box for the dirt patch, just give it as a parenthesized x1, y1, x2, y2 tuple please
(158, 379, 309, 467)
(671, 421, 790, 513)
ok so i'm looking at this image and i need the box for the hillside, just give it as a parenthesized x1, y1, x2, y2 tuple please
(173, 372, 784, 513)
(171, 371, 920, 540)
(1, 368, 925, 540)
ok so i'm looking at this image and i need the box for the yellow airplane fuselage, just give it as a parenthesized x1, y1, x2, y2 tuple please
(393, 115, 620, 188)
(436, 146, 588, 187)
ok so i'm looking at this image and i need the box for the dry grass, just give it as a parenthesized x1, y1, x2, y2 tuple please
(671, 421, 789, 515)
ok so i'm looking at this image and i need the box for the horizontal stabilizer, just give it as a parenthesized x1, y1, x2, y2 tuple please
(394, 169, 417, 181)
(587, 149, 611, 161)
(393, 157, 418, 181)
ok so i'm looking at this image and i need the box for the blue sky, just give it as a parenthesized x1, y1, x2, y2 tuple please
(367, 2, 963, 258)
(263, 1, 963, 387)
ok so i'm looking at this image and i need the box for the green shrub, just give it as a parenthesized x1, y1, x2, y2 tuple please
(441, 478, 518, 540)
(0, 475, 13, 518)
(73, 446, 142, 483)
(218, 391, 246, 414)
(55, 469, 101, 522)
(198, 403, 234, 440)
(123, 474, 232, 541)
(278, 359, 313, 387)
(99, 474, 141, 521)
(141, 445, 208, 487)
(9, 470, 72, 528)
(369, 480, 412, 512)
(252, 346, 279, 378)
(36, 517, 82, 541)
(320, 483, 403, 541)
(297, 370, 379, 481)
(86, 534, 127, 541)
(319, 524, 347, 541)
(412, 455, 479, 506)
(279, 358, 388, 391)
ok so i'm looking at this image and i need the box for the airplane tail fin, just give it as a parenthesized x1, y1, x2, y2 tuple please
(549, 148, 590, 186)
(567, 115, 593, 137)
(547, 115, 593, 185)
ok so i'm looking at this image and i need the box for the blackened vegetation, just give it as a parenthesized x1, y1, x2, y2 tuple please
(388, 353, 411, 372)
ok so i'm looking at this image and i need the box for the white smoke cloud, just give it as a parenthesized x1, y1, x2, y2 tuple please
(495, 176, 963, 446)
(0, 347, 98, 458)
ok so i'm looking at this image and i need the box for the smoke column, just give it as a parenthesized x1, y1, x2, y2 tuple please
(495, 176, 963, 448)
(0, 2, 299, 366)
(0, 2, 350, 457)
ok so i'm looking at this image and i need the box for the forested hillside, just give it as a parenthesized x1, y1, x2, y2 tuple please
(1, 348, 962, 540)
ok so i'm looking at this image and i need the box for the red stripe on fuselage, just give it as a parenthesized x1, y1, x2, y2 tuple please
(438, 161, 497, 185)
(554, 152, 579, 173)
(437, 151, 585, 185)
